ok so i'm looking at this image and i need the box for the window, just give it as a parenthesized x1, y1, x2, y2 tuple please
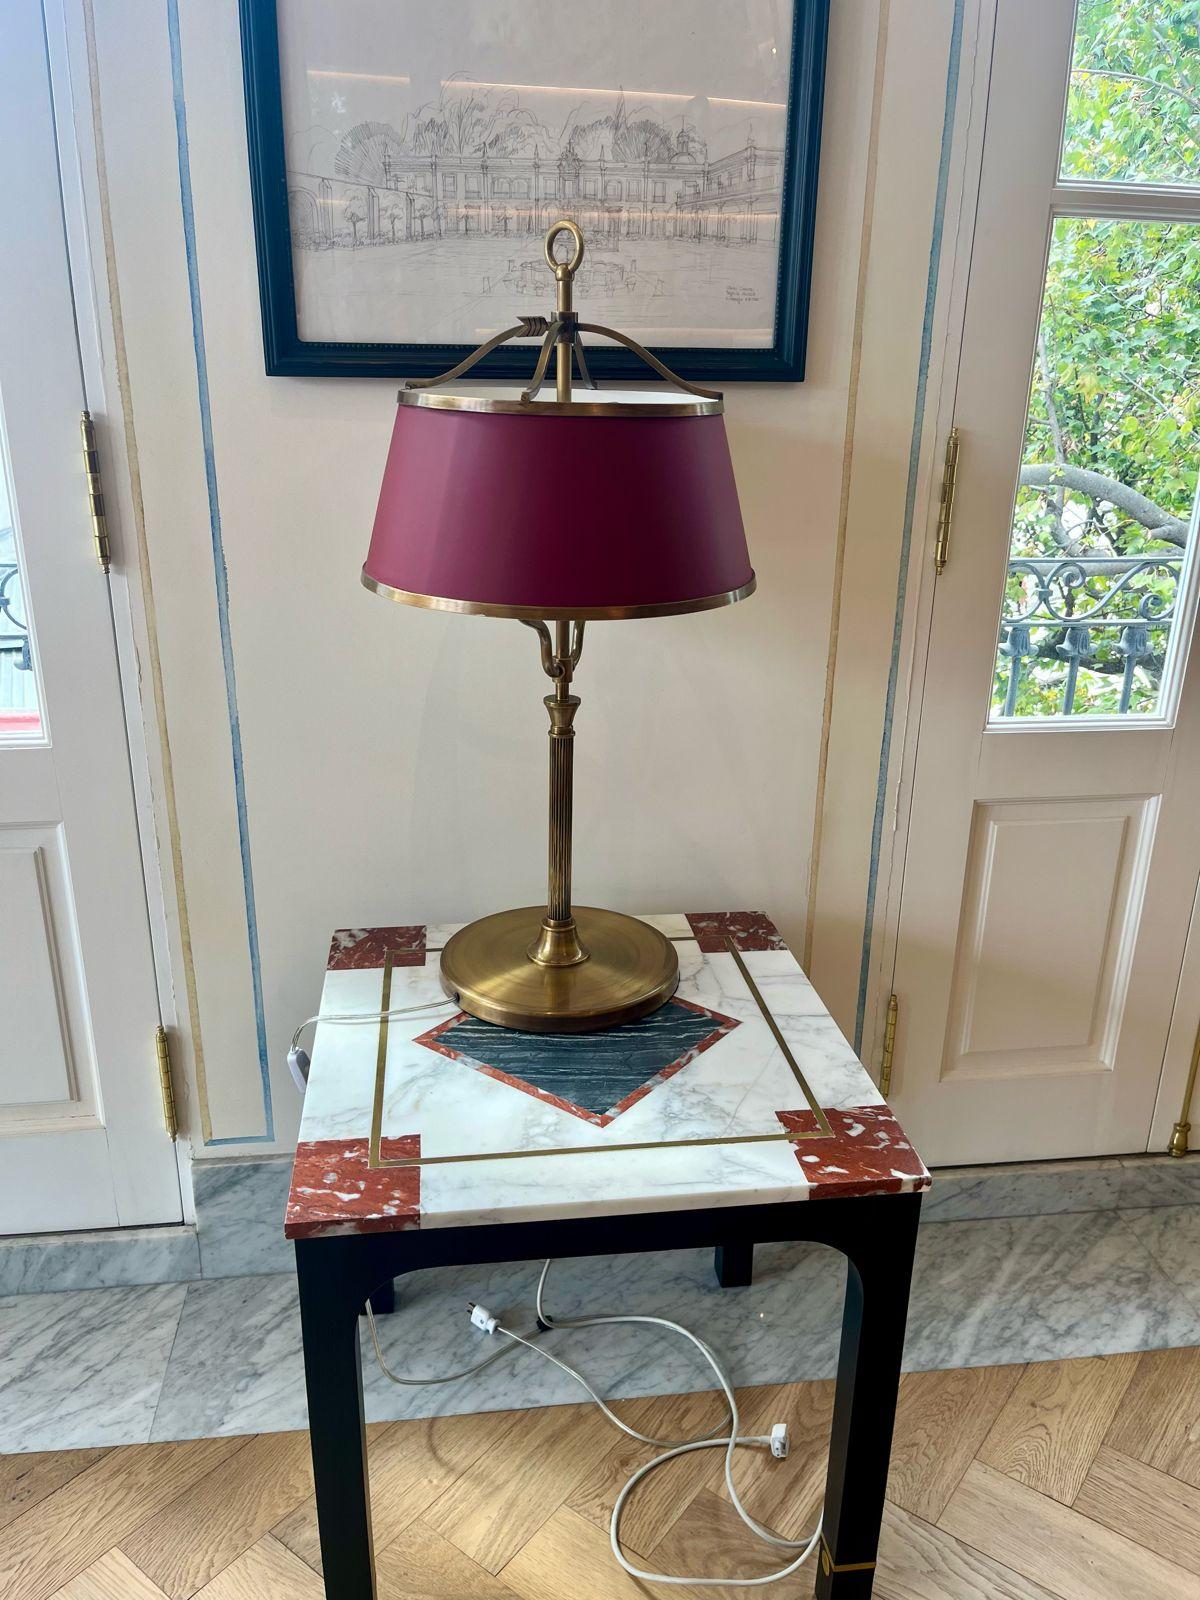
(628, 180, 642, 201)
(604, 180, 621, 201)
(465, 174, 481, 198)
(544, 176, 559, 198)
(1062, 0, 1200, 186)
(442, 174, 457, 198)
(584, 179, 597, 198)
(653, 180, 666, 203)
(0, 439, 40, 741)
(493, 178, 510, 198)
(990, 0, 1200, 721)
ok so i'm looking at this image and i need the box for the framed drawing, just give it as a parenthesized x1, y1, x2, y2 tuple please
(240, 0, 830, 380)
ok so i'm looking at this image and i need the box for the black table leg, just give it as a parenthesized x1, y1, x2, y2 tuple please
(815, 1193, 921, 1598)
(296, 1239, 377, 1599)
(714, 1241, 754, 1287)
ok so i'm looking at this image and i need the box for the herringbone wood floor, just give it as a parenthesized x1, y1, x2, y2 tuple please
(5, 1346, 1200, 1599)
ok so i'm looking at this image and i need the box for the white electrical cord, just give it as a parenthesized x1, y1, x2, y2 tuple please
(286, 999, 454, 1089)
(365, 1258, 822, 1586)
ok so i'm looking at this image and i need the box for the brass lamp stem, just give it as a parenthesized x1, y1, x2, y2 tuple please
(556, 273, 573, 404)
(522, 618, 586, 966)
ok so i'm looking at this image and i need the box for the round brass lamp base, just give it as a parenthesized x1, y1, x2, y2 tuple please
(439, 905, 679, 1033)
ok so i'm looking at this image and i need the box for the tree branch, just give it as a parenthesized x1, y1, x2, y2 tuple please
(1035, 330, 1085, 555)
(1075, 66, 1200, 118)
(1018, 463, 1189, 547)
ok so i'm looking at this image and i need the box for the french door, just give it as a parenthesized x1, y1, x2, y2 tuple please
(0, 3, 182, 1231)
(890, 0, 1200, 1164)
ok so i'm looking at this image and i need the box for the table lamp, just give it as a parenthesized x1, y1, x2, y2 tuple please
(363, 221, 754, 1032)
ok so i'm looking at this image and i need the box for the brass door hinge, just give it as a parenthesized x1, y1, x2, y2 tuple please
(934, 426, 960, 574)
(80, 410, 111, 573)
(879, 992, 899, 1096)
(155, 1024, 178, 1141)
(1169, 1012, 1200, 1158)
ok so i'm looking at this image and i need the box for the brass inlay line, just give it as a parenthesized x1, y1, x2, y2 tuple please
(366, 933, 834, 1169)
(368, 955, 394, 1173)
(820, 1537, 876, 1576)
(724, 940, 834, 1139)
(378, 1129, 815, 1169)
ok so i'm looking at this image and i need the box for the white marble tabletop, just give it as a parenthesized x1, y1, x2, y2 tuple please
(286, 912, 930, 1238)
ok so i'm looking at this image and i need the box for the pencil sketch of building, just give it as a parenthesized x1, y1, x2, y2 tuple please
(285, 84, 785, 348)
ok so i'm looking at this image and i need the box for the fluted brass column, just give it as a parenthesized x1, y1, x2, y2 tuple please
(529, 619, 587, 966)
(437, 604, 676, 1030)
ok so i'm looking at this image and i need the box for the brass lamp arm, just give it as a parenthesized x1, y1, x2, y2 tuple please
(520, 322, 560, 405)
(521, 316, 602, 403)
(402, 224, 720, 406)
(403, 318, 552, 392)
(520, 617, 585, 680)
(575, 322, 722, 401)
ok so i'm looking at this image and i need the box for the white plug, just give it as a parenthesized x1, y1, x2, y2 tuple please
(469, 1302, 498, 1335)
(770, 1423, 790, 1459)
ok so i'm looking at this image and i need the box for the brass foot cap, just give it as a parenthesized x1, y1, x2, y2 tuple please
(440, 905, 678, 1032)
(528, 919, 589, 967)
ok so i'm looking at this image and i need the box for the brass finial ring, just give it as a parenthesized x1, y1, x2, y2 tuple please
(544, 219, 585, 279)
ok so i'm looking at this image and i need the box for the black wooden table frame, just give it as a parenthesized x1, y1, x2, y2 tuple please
(295, 1189, 922, 1599)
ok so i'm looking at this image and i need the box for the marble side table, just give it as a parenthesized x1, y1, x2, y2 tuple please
(286, 911, 930, 1598)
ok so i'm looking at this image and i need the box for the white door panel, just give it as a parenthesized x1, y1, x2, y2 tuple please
(0, 842, 76, 1108)
(890, 0, 1200, 1163)
(0, 3, 181, 1231)
(943, 797, 1152, 1076)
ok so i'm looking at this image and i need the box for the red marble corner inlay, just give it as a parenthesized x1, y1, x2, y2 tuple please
(777, 1105, 931, 1200)
(327, 926, 426, 971)
(285, 1135, 421, 1237)
(685, 912, 787, 953)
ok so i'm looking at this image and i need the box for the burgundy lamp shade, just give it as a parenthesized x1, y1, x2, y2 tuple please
(362, 386, 754, 620)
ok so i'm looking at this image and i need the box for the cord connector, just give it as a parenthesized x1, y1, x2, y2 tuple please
(770, 1423, 790, 1459)
(287, 1047, 310, 1091)
(468, 1302, 498, 1335)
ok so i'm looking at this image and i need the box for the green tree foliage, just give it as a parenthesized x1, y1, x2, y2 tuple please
(995, 0, 1200, 717)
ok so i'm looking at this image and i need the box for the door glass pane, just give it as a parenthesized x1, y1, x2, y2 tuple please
(991, 216, 1200, 721)
(1062, 0, 1200, 187)
(0, 436, 41, 741)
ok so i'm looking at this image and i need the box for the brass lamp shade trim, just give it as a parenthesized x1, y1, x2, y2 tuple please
(361, 569, 756, 623)
(439, 905, 679, 1032)
(396, 388, 723, 419)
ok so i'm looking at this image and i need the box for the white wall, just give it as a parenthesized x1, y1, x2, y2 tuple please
(77, 0, 958, 1154)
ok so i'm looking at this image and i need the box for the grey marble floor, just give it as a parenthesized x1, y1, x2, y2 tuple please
(3, 1206, 1198, 1454)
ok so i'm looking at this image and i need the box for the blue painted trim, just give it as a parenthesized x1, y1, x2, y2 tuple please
(167, 0, 275, 1143)
(854, 0, 966, 1053)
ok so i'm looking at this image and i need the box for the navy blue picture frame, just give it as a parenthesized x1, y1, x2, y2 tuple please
(239, 0, 829, 381)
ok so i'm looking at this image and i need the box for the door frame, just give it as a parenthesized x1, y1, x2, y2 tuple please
(863, 0, 1200, 1156)
(845, 0, 999, 1081)
(40, 0, 198, 1212)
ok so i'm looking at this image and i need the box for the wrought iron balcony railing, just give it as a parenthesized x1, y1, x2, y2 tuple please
(0, 561, 35, 715)
(995, 553, 1184, 717)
